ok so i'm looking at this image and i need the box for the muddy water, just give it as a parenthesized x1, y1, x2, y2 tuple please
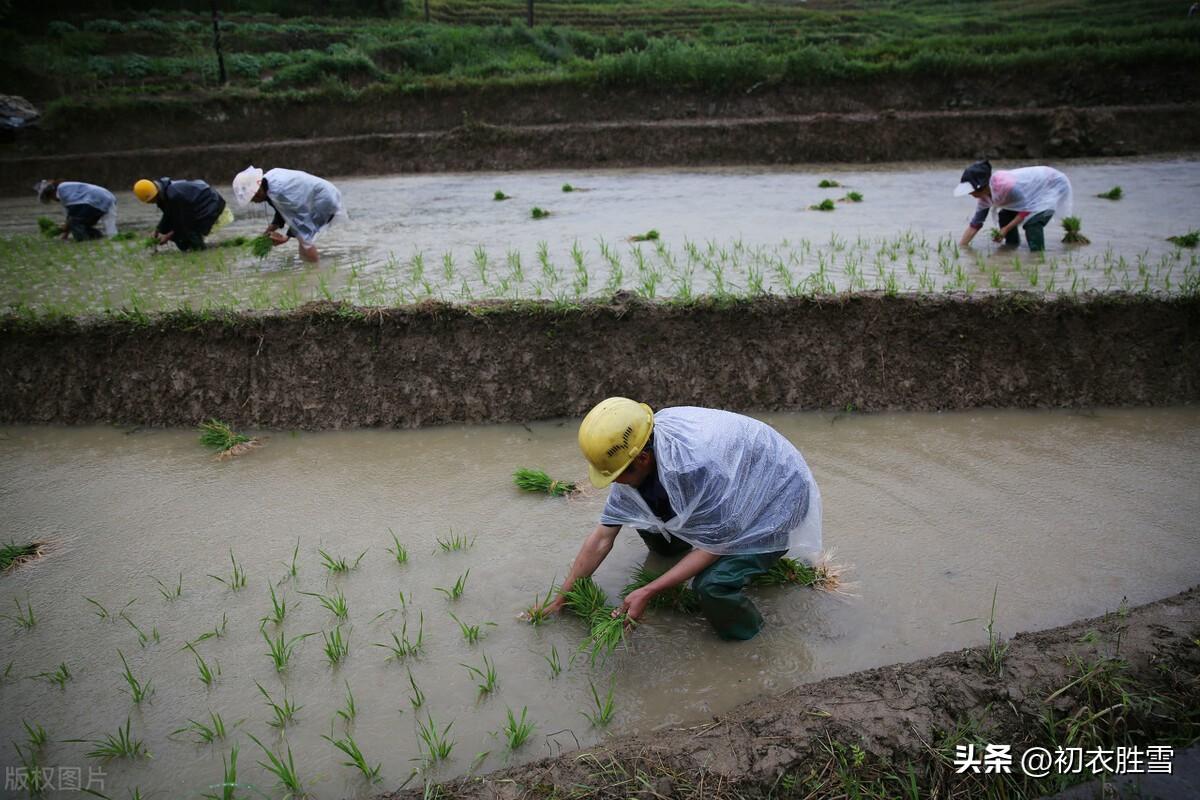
(1, 408, 1198, 798)
(1, 156, 1197, 313)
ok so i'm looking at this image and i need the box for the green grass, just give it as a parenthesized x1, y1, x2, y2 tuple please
(1, 541, 44, 572)
(501, 706, 536, 749)
(513, 467, 578, 496)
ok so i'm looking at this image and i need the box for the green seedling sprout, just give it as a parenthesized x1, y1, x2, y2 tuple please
(281, 537, 300, 579)
(264, 583, 289, 625)
(810, 198, 836, 211)
(580, 678, 616, 726)
(192, 612, 229, 644)
(67, 717, 150, 760)
(1, 540, 43, 571)
(513, 468, 577, 496)
(322, 731, 381, 782)
(1167, 230, 1199, 248)
(374, 610, 425, 661)
(261, 625, 312, 672)
(208, 549, 247, 591)
(198, 419, 258, 458)
(322, 625, 351, 666)
(318, 547, 367, 573)
(493, 190, 511, 201)
(1, 662, 12, 682)
(984, 584, 1010, 675)
(434, 531, 475, 552)
(461, 653, 498, 695)
(543, 645, 562, 677)
(449, 611, 495, 645)
(201, 744, 239, 800)
(336, 679, 357, 724)
(1062, 216, 1090, 245)
(524, 579, 559, 625)
(415, 712, 455, 763)
(501, 706, 536, 749)
(152, 573, 183, 601)
(434, 569, 471, 600)
(22, 719, 49, 751)
(629, 229, 660, 242)
(299, 587, 349, 621)
(386, 528, 409, 565)
(33, 662, 72, 689)
(531, 207, 550, 219)
(2, 595, 36, 630)
(250, 235, 273, 259)
(818, 179, 840, 188)
(84, 596, 112, 620)
(117, 650, 153, 703)
(256, 681, 302, 728)
(407, 667, 426, 710)
(247, 733, 304, 796)
(1097, 186, 1123, 200)
(120, 611, 160, 647)
(171, 711, 234, 744)
(183, 642, 219, 687)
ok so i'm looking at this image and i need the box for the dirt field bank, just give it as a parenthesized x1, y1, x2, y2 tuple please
(1, 294, 1196, 429)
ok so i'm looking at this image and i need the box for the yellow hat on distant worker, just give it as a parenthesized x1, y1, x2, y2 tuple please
(133, 179, 158, 203)
(578, 397, 655, 488)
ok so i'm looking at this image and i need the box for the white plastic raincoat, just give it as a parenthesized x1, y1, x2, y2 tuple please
(600, 407, 822, 557)
(56, 181, 118, 236)
(975, 166, 1073, 225)
(262, 168, 345, 244)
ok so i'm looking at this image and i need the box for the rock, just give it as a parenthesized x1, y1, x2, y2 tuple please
(0, 95, 39, 130)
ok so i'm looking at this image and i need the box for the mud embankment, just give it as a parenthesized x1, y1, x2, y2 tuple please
(0, 294, 1197, 429)
(383, 586, 1200, 799)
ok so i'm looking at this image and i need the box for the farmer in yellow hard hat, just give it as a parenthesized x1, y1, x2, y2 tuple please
(538, 398, 822, 640)
(134, 177, 231, 251)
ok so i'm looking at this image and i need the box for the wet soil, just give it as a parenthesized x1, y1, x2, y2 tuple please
(1, 294, 1197, 429)
(382, 585, 1200, 799)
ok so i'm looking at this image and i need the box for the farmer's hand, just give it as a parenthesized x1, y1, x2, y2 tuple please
(268, 231, 288, 246)
(532, 593, 567, 617)
(156, 231, 174, 244)
(615, 587, 653, 624)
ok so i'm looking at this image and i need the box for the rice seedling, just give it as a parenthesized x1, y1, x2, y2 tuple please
(0, 540, 43, 571)
(198, 418, 258, 458)
(2, 595, 36, 629)
(415, 712, 455, 763)
(622, 566, 701, 613)
(37, 216, 60, 236)
(247, 733, 304, 796)
(1097, 186, 1123, 200)
(192, 611, 230, 644)
(752, 555, 845, 593)
(810, 199, 836, 212)
(524, 579, 559, 625)
(531, 207, 550, 219)
(336, 679, 357, 724)
(630, 229, 660, 242)
(434, 569, 470, 600)
(435, 531, 475, 552)
(263, 583, 289, 625)
(843, 191, 864, 202)
(1168, 230, 1199, 248)
(990, 227, 1006, 243)
(250, 235, 274, 258)
(33, 662, 72, 688)
(542, 644, 563, 677)
(374, 610, 425, 661)
(500, 706, 536, 750)
(386, 528, 409, 565)
(201, 744, 239, 800)
(22, 719, 49, 750)
(580, 678, 616, 727)
(280, 536, 300, 579)
(322, 731, 381, 782)
(449, 611, 495, 645)
(120, 612, 160, 647)
(261, 625, 312, 672)
(561, 183, 575, 193)
(322, 625, 351, 666)
(493, 190, 510, 201)
(172, 711, 233, 744)
(84, 596, 114, 620)
(407, 667, 426, 710)
(208, 548, 247, 591)
(984, 584, 1010, 675)
(1062, 216, 1090, 245)
(68, 718, 150, 760)
(318, 547, 367, 573)
(184, 642, 220, 687)
(152, 572, 183, 601)
(10, 739, 49, 794)
(117, 650, 153, 703)
(563, 577, 609, 621)
(299, 587, 349, 621)
(251, 681, 301, 730)
(513, 467, 577, 496)
(580, 613, 632, 666)
(1, 661, 12, 683)
(818, 179, 840, 188)
(461, 653, 498, 696)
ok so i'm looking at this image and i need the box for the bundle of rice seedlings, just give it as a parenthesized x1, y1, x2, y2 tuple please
(198, 419, 260, 459)
(250, 235, 274, 258)
(810, 199, 835, 212)
(752, 553, 848, 594)
(530, 207, 550, 219)
(1167, 230, 1199, 248)
(840, 192, 864, 203)
(630, 229, 660, 242)
(513, 468, 577, 497)
(621, 566, 700, 614)
(1061, 216, 1090, 245)
(36, 217, 60, 237)
(990, 227, 1006, 243)
(818, 179, 840, 188)
(563, 577, 630, 664)
(493, 190, 511, 201)
(1097, 186, 1122, 200)
(1, 541, 45, 573)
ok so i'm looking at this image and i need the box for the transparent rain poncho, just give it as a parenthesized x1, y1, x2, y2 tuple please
(975, 166, 1073, 225)
(55, 181, 117, 236)
(262, 168, 345, 244)
(600, 407, 822, 557)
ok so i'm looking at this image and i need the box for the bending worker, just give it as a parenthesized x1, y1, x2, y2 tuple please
(956, 160, 1073, 252)
(539, 398, 822, 641)
(35, 179, 117, 241)
(134, 177, 231, 251)
(231, 166, 344, 263)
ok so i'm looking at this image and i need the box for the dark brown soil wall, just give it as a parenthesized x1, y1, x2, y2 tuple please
(0, 294, 1196, 429)
(3, 103, 1197, 197)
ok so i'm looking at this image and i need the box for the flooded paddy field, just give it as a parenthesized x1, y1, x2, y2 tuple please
(2, 408, 1198, 798)
(1, 157, 1197, 317)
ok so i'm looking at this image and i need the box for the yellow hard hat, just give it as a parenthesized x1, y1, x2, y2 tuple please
(578, 397, 654, 488)
(133, 179, 158, 203)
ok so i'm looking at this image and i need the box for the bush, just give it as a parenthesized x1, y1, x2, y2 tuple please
(83, 19, 124, 34)
(46, 21, 77, 37)
(264, 50, 384, 89)
(122, 55, 155, 80)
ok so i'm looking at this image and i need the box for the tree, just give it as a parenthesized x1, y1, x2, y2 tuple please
(211, 0, 227, 86)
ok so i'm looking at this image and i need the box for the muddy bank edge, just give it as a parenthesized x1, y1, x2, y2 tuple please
(1, 294, 1197, 429)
